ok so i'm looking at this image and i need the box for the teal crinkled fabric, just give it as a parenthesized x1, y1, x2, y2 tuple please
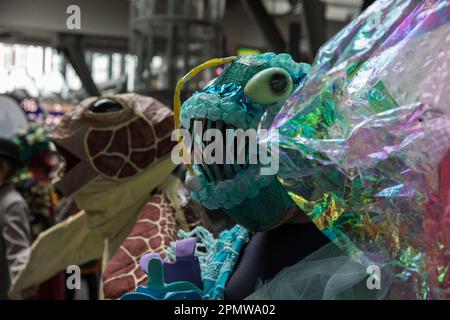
(165, 225, 249, 300)
(190, 165, 273, 210)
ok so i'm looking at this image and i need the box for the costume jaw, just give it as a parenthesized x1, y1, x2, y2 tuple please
(52, 143, 97, 197)
(50, 117, 97, 197)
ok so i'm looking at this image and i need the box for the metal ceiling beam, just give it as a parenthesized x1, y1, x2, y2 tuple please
(240, 0, 286, 53)
(57, 34, 100, 97)
(362, 0, 376, 10)
(288, 22, 301, 61)
(302, 0, 326, 58)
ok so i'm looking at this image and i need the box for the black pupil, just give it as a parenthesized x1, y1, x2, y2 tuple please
(270, 73, 288, 95)
(90, 98, 123, 113)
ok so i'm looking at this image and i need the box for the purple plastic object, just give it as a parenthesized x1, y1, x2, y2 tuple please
(139, 237, 203, 290)
(139, 252, 162, 272)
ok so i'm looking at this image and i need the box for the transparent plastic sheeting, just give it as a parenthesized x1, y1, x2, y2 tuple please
(261, 0, 450, 299)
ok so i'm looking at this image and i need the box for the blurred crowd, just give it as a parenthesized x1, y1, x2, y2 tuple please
(0, 93, 99, 300)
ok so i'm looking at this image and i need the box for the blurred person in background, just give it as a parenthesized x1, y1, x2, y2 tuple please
(0, 137, 34, 300)
(13, 125, 66, 299)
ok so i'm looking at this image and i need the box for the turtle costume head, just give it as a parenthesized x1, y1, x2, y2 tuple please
(50, 93, 176, 214)
(177, 53, 310, 231)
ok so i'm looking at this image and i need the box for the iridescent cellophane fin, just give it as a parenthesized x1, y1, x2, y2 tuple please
(262, 0, 450, 299)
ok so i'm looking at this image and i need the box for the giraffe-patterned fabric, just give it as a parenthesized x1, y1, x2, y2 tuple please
(102, 191, 178, 299)
(101, 175, 210, 300)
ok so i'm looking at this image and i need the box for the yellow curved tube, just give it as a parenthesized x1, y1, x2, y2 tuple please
(173, 56, 237, 174)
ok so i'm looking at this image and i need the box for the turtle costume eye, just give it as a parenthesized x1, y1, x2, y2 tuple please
(244, 67, 293, 104)
(89, 98, 124, 113)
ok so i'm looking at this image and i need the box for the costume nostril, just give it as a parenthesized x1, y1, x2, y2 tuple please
(89, 98, 123, 113)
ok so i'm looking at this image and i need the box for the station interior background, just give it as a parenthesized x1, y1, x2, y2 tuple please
(0, 0, 371, 120)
